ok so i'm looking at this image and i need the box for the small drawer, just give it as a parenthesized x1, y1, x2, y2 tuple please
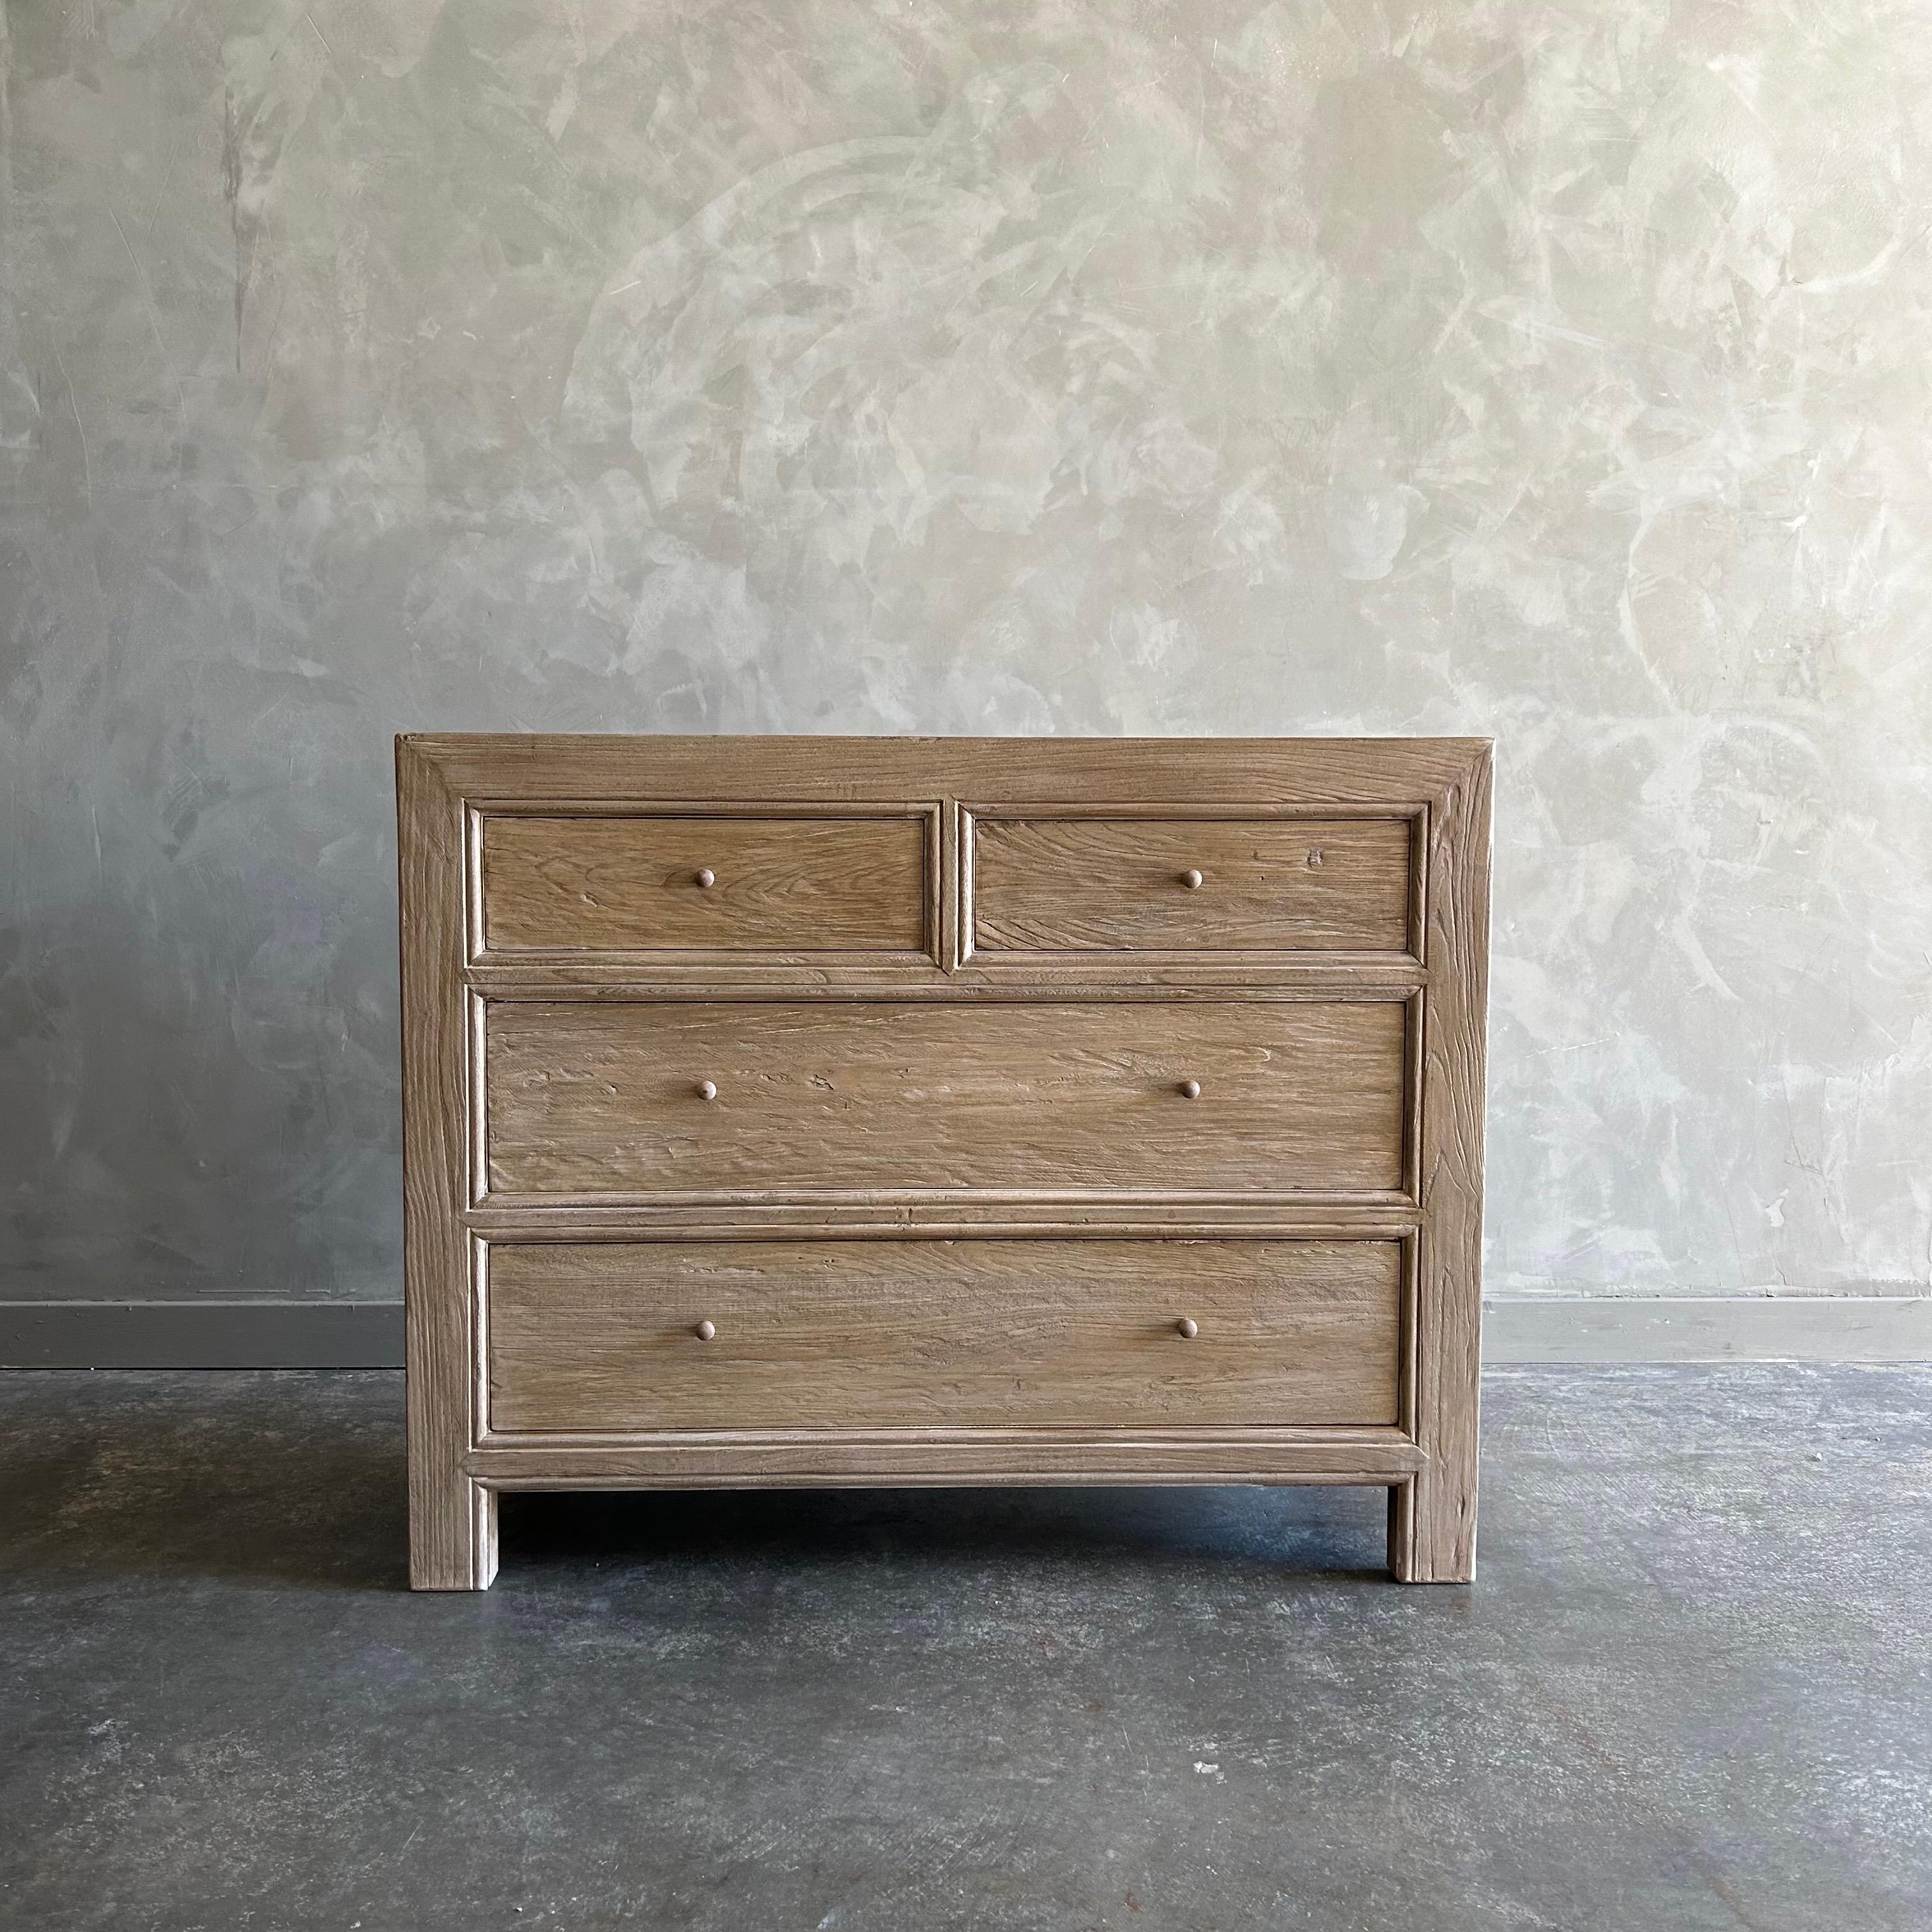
(484, 1238, 1403, 1433)
(968, 814, 1414, 956)
(477, 811, 931, 956)
(481, 997, 1410, 1202)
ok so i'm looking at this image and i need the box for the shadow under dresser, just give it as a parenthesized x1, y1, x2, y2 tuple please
(397, 735, 1492, 1588)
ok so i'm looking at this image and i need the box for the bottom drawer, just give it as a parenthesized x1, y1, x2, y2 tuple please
(484, 1238, 1402, 1434)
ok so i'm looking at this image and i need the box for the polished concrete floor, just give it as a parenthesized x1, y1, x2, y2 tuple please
(1, 1365, 1927, 1931)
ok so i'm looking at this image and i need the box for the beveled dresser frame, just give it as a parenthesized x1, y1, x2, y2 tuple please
(399, 736, 1491, 1588)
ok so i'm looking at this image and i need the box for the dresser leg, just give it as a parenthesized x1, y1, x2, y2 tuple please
(1387, 1478, 1475, 1583)
(1387, 1482, 1416, 1581)
(410, 1475, 498, 1591)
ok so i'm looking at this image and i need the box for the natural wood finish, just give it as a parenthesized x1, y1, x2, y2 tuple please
(484, 1238, 1401, 1433)
(463, 1204, 1423, 1239)
(1396, 743, 1491, 1583)
(464, 957, 1423, 993)
(481, 997, 1408, 1201)
(970, 815, 1412, 954)
(415, 735, 1485, 807)
(466, 1430, 1427, 1487)
(479, 811, 928, 956)
(397, 735, 1490, 1590)
(397, 742, 496, 1589)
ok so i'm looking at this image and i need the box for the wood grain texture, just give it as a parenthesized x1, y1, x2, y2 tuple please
(479, 811, 929, 955)
(484, 1238, 1401, 1432)
(464, 957, 1423, 993)
(399, 735, 1489, 1589)
(397, 740, 496, 1589)
(407, 735, 1489, 808)
(482, 997, 1409, 1200)
(463, 1203, 1423, 1239)
(1399, 744, 1492, 1583)
(466, 1430, 1426, 1487)
(971, 815, 1412, 954)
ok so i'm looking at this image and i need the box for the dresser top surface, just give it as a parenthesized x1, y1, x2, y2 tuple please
(398, 733, 1492, 806)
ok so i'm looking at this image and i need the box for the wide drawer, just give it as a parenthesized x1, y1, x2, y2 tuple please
(968, 814, 1414, 954)
(482, 998, 1409, 1200)
(477, 811, 930, 955)
(484, 1238, 1403, 1432)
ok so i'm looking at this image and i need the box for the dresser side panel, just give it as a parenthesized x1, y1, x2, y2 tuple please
(398, 739, 496, 1589)
(1403, 746, 1491, 1581)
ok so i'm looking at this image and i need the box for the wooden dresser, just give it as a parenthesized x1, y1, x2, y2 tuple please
(397, 736, 1491, 1590)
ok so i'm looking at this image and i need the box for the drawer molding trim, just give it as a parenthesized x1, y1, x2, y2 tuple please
(960, 801, 1427, 967)
(467, 799, 946, 970)
(474, 993, 1418, 1207)
(477, 1234, 1411, 1438)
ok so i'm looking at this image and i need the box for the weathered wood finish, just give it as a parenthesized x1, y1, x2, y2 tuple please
(397, 742, 496, 1589)
(397, 735, 1491, 1589)
(467, 1430, 1427, 1488)
(484, 1238, 1402, 1433)
(482, 997, 1409, 1202)
(970, 813, 1413, 955)
(1395, 745, 1491, 1583)
(479, 809, 930, 956)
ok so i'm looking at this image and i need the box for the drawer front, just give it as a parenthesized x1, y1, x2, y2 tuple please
(479, 812, 930, 954)
(485, 1238, 1402, 1432)
(483, 998, 1408, 1199)
(969, 815, 1413, 954)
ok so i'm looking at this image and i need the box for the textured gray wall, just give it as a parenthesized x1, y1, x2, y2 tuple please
(4, 0, 1928, 1308)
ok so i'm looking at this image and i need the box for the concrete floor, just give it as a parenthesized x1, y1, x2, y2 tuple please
(1, 1367, 1927, 1931)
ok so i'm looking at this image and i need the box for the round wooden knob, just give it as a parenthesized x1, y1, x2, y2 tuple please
(696, 1079, 718, 1101)
(694, 1319, 716, 1342)
(1175, 1317, 1199, 1339)
(694, 867, 716, 888)
(1179, 1078, 1201, 1100)
(1181, 868, 1204, 889)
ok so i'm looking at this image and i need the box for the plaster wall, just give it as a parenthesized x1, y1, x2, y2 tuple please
(4, 0, 1928, 1308)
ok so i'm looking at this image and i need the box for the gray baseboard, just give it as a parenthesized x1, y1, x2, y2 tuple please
(0, 1302, 405, 1369)
(3, 1294, 1929, 1370)
(1483, 1294, 1932, 1363)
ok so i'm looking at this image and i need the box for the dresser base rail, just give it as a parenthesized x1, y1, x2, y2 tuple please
(408, 1430, 1466, 1593)
(466, 1428, 1422, 1485)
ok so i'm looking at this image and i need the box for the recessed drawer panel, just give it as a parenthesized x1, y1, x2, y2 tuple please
(969, 815, 1413, 954)
(478, 812, 930, 955)
(482, 998, 1408, 1199)
(485, 1238, 1402, 1432)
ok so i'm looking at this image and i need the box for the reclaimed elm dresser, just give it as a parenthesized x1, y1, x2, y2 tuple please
(397, 735, 1491, 1590)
